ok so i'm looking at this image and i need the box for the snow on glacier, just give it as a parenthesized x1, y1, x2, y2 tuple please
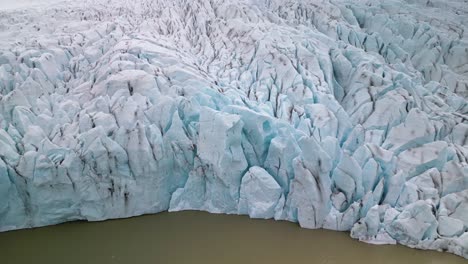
(0, 0, 468, 258)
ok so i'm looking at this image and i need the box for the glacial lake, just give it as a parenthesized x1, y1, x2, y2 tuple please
(0, 211, 465, 264)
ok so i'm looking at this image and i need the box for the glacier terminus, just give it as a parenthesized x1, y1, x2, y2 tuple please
(0, 0, 467, 259)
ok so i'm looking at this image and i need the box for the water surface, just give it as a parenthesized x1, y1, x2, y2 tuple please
(0, 211, 465, 264)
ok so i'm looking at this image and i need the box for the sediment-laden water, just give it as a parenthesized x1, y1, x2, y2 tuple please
(0, 211, 465, 264)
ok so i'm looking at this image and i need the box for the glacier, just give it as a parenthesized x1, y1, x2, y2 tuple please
(0, 0, 468, 258)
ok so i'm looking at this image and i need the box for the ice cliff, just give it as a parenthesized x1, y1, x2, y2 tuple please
(1, 0, 468, 258)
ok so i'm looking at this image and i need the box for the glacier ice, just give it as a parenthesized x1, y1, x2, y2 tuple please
(0, 0, 468, 258)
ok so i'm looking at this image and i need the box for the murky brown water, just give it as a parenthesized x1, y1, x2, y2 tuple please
(0, 211, 465, 264)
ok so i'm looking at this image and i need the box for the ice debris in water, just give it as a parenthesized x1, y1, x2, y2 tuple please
(0, 0, 468, 258)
